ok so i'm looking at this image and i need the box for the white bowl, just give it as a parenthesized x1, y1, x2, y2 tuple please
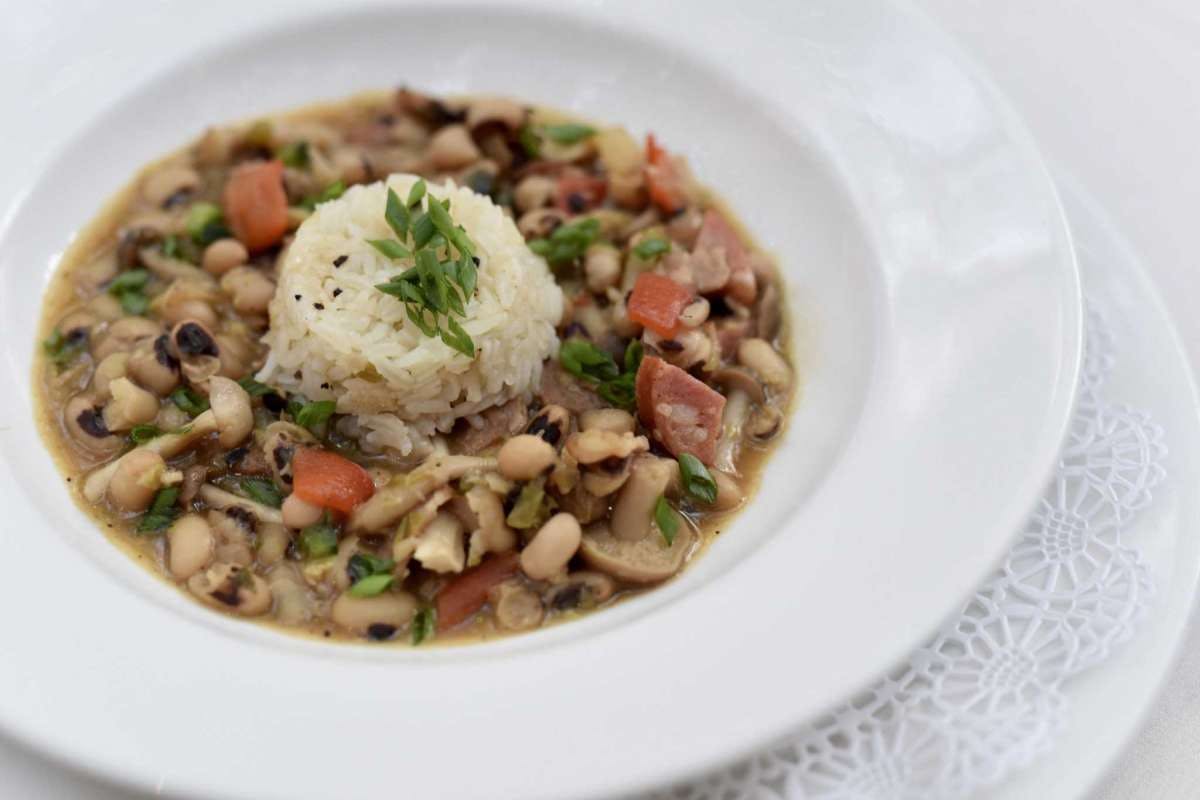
(0, 1, 1080, 798)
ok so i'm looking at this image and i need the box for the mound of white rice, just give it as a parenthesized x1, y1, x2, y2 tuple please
(257, 174, 563, 456)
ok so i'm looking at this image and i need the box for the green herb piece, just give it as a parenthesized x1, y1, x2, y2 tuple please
(559, 338, 641, 411)
(427, 194, 474, 257)
(541, 123, 596, 145)
(185, 202, 229, 246)
(348, 573, 394, 597)
(406, 178, 427, 208)
(237, 376, 275, 397)
(440, 316, 475, 358)
(632, 236, 670, 261)
(107, 268, 151, 316)
(458, 252, 477, 299)
(559, 339, 620, 384)
(677, 453, 717, 505)
(138, 487, 180, 534)
(411, 606, 436, 645)
(161, 234, 184, 260)
(276, 140, 310, 169)
(528, 217, 601, 265)
(347, 553, 396, 584)
(367, 238, 412, 260)
(506, 477, 555, 529)
(384, 187, 410, 241)
(170, 386, 209, 417)
(654, 495, 679, 546)
(410, 211, 435, 249)
(298, 514, 339, 559)
(517, 125, 541, 158)
(294, 399, 336, 432)
(239, 477, 283, 508)
(42, 328, 86, 370)
(128, 424, 163, 444)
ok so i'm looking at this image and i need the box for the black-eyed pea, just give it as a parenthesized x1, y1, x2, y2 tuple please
(330, 591, 418, 639)
(497, 434, 557, 482)
(167, 514, 215, 579)
(519, 512, 582, 581)
(219, 266, 275, 315)
(187, 563, 271, 616)
(737, 338, 790, 391)
(202, 238, 249, 276)
(282, 493, 324, 530)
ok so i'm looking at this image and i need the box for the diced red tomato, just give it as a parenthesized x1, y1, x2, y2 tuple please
(222, 159, 289, 252)
(694, 209, 757, 305)
(635, 356, 727, 465)
(292, 448, 376, 515)
(436, 551, 521, 630)
(643, 133, 688, 215)
(627, 273, 693, 338)
(555, 170, 607, 213)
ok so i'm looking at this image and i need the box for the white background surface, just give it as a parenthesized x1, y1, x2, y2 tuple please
(0, 1, 1196, 797)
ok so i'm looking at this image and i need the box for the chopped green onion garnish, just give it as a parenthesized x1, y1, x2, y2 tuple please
(138, 487, 180, 534)
(541, 123, 596, 144)
(654, 495, 679, 546)
(348, 573, 395, 598)
(300, 181, 346, 211)
(185, 202, 229, 246)
(42, 328, 86, 370)
(239, 477, 283, 508)
(411, 607, 436, 645)
(559, 338, 640, 411)
(677, 453, 717, 505)
(633, 237, 670, 261)
(298, 514, 338, 559)
(506, 478, 555, 530)
(528, 217, 601, 266)
(294, 399, 336, 432)
(237, 376, 275, 397)
(347, 553, 395, 584)
(517, 125, 541, 158)
(367, 239, 412, 260)
(276, 140, 310, 169)
(128, 424, 163, 445)
(169, 386, 210, 417)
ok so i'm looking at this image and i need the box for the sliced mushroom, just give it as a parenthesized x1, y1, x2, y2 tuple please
(138, 245, 210, 283)
(142, 165, 200, 208)
(348, 454, 496, 533)
(556, 484, 609, 525)
(197, 483, 284, 525)
(413, 511, 466, 574)
(82, 409, 219, 502)
(580, 520, 693, 584)
(208, 376, 253, 448)
(746, 404, 784, 442)
(490, 580, 544, 632)
(464, 485, 517, 565)
(711, 470, 746, 512)
(187, 562, 272, 616)
(466, 97, 526, 133)
(714, 389, 751, 474)
(543, 571, 615, 611)
(107, 449, 167, 512)
(610, 454, 675, 542)
(737, 338, 790, 391)
(708, 366, 766, 406)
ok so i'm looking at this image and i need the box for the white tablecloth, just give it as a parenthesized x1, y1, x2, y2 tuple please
(1, 1, 1197, 796)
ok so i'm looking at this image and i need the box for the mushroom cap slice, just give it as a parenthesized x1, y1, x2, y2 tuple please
(579, 521, 694, 584)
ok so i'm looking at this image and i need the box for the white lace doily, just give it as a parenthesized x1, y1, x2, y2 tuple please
(651, 301, 1168, 800)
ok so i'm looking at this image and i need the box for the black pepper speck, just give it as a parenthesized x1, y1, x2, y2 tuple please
(332, 288, 342, 298)
(333, 255, 348, 268)
(294, 294, 302, 301)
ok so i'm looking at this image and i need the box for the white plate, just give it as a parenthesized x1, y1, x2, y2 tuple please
(0, 2, 1081, 798)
